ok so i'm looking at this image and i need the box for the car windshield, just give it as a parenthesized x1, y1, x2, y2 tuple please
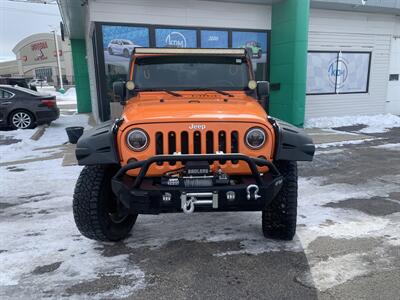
(133, 55, 250, 91)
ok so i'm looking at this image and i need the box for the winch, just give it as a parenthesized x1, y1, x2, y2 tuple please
(160, 161, 230, 187)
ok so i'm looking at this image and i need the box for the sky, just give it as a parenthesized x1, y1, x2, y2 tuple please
(0, 0, 61, 62)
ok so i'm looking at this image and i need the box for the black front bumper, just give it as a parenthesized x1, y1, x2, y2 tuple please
(112, 154, 283, 214)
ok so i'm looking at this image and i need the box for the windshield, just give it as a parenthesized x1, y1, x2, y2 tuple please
(133, 55, 250, 91)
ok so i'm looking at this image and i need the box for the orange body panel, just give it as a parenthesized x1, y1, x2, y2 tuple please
(117, 91, 276, 176)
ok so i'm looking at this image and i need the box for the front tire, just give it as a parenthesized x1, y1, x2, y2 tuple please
(262, 161, 298, 240)
(73, 165, 138, 241)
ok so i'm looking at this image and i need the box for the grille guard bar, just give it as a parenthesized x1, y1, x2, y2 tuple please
(114, 153, 280, 188)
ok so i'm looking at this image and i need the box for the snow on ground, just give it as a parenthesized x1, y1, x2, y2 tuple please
(37, 87, 77, 105)
(316, 138, 377, 149)
(305, 114, 400, 133)
(0, 114, 88, 163)
(1, 162, 399, 297)
(0, 159, 145, 299)
(373, 143, 400, 151)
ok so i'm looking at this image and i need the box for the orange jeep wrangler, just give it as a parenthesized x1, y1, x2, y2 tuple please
(73, 48, 315, 242)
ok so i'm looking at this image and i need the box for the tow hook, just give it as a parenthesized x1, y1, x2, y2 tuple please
(181, 192, 218, 214)
(246, 184, 261, 201)
(182, 197, 195, 214)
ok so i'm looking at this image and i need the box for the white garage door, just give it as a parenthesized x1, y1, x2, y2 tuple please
(385, 37, 400, 114)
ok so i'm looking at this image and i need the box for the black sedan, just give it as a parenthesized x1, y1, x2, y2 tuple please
(0, 85, 60, 130)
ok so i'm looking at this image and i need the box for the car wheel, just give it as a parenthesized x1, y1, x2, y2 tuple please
(262, 161, 298, 240)
(123, 49, 130, 58)
(108, 47, 113, 55)
(9, 110, 34, 130)
(73, 165, 138, 241)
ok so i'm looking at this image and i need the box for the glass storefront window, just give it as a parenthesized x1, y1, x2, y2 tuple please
(155, 28, 197, 48)
(101, 25, 149, 103)
(200, 30, 228, 48)
(96, 23, 269, 120)
(232, 31, 267, 80)
(306, 51, 371, 94)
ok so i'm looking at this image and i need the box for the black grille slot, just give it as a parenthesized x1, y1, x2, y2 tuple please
(231, 131, 239, 164)
(168, 132, 176, 165)
(156, 132, 163, 165)
(206, 131, 214, 154)
(181, 131, 189, 154)
(156, 132, 163, 154)
(218, 131, 226, 152)
(194, 131, 201, 154)
(218, 131, 226, 164)
(168, 132, 176, 154)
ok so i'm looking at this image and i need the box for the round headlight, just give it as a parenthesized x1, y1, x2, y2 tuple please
(245, 127, 266, 149)
(127, 129, 149, 151)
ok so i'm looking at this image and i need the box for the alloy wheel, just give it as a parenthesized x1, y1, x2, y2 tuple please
(12, 112, 32, 129)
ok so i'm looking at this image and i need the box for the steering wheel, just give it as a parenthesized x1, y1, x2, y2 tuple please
(214, 80, 235, 87)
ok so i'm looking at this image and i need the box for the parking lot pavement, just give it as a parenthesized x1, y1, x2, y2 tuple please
(1, 124, 400, 299)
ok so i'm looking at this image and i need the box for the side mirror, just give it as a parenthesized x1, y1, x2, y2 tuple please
(113, 81, 126, 105)
(256, 81, 270, 100)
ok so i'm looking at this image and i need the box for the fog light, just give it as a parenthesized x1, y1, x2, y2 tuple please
(226, 191, 235, 201)
(162, 192, 172, 202)
(127, 158, 138, 164)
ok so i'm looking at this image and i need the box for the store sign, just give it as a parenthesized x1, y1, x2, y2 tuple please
(307, 51, 370, 94)
(200, 30, 228, 48)
(155, 28, 196, 48)
(18, 39, 61, 66)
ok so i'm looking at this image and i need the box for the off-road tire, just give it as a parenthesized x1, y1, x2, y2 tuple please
(73, 165, 138, 241)
(262, 160, 298, 240)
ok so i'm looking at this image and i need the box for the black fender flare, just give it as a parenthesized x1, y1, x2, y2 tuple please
(75, 119, 121, 165)
(268, 117, 315, 161)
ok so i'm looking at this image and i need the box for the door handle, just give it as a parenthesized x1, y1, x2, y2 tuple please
(1, 102, 12, 105)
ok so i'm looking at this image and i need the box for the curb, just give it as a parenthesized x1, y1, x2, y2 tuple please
(30, 124, 48, 141)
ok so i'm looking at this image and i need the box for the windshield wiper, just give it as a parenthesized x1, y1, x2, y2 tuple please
(183, 88, 234, 97)
(138, 89, 182, 97)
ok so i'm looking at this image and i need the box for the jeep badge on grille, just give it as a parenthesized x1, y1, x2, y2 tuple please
(189, 124, 206, 130)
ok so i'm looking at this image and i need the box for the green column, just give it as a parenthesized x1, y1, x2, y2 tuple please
(70, 39, 92, 113)
(269, 0, 310, 126)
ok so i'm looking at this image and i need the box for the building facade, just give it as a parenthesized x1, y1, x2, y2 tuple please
(58, 0, 400, 125)
(0, 33, 74, 85)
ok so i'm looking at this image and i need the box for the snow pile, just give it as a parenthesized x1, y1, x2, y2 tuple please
(0, 114, 89, 163)
(316, 138, 377, 149)
(37, 87, 77, 104)
(304, 114, 400, 133)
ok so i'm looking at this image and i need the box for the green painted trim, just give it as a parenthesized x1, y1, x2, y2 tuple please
(269, 0, 310, 126)
(70, 39, 92, 113)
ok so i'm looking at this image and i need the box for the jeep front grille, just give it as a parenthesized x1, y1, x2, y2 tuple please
(155, 130, 239, 164)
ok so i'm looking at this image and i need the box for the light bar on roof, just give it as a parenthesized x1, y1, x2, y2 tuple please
(133, 48, 246, 55)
